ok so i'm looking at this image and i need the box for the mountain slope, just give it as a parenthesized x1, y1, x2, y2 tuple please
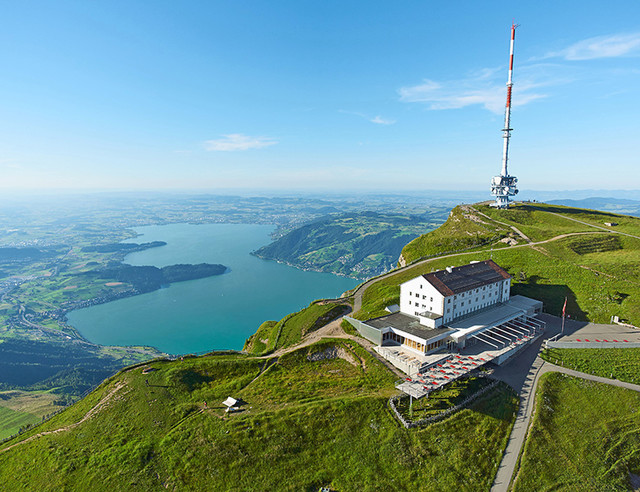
(0, 340, 517, 491)
(254, 211, 446, 278)
(359, 203, 640, 324)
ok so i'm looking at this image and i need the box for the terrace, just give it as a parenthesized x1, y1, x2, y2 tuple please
(396, 314, 545, 398)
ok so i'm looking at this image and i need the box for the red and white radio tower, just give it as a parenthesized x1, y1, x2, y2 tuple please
(490, 23, 519, 208)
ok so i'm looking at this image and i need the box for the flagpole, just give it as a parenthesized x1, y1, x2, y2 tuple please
(561, 297, 567, 336)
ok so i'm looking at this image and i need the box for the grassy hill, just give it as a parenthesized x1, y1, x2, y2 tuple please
(254, 211, 446, 278)
(243, 300, 351, 355)
(0, 340, 517, 491)
(360, 203, 640, 325)
(3, 200, 640, 489)
(399, 205, 511, 265)
(513, 373, 640, 491)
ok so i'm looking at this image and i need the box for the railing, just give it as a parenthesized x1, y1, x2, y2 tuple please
(389, 375, 500, 429)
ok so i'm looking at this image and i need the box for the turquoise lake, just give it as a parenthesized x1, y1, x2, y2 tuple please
(66, 223, 359, 355)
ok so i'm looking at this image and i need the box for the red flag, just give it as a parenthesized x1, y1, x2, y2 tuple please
(562, 297, 567, 317)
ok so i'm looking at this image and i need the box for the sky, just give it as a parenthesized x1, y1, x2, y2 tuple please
(1, 1, 639, 193)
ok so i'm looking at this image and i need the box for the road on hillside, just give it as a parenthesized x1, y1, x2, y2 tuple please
(350, 230, 615, 315)
(547, 211, 640, 240)
(350, 205, 640, 316)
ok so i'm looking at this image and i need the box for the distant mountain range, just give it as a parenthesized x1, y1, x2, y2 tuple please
(547, 197, 640, 217)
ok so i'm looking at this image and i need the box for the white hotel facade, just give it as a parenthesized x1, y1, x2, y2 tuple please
(347, 260, 544, 363)
(400, 261, 511, 328)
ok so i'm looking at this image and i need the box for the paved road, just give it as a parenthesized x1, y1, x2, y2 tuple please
(548, 211, 640, 240)
(490, 317, 558, 492)
(490, 313, 640, 492)
(350, 231, 609, 315)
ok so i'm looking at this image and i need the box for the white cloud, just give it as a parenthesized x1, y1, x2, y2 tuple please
(398, 75, 546, 114)
(339, 109, 396, 125)
(547, 32, 640, 60)
(204, 134, 277, 151)
(370, 115, 396, 125)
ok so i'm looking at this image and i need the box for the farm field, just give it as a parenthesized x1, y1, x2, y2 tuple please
(0, 390, 63, 440)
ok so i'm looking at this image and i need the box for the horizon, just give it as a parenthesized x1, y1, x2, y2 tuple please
(2, 1, 640, 192)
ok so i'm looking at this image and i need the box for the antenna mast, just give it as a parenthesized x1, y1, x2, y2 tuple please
(491, 23, 519, 208)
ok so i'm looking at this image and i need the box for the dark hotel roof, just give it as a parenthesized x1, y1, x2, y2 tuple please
(422, 260, 510, 296)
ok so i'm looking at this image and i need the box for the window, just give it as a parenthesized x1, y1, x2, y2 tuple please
(475, 297, 478, 302)
(447, 298, 451, 303)
(415, 293, 419, 298)
(421, 304, 426, 308)
(447, 308, 450, 313)
(415, 302, 419, 307)
(454, 295, 457, 300)
(422, 295, 426, 299)
(430, 297, 433, 302)
(461, 301, 465, 306)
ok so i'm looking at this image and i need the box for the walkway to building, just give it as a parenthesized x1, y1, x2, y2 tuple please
(490, 313, 640, 492)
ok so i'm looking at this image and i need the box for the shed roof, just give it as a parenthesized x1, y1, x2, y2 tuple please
(222, 397, 237, 407)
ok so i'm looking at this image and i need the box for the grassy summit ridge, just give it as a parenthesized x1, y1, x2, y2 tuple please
(358, 203, 640, 325)
(399, 205, 511, 265)
(0, 340, 517, 491)
(243, 300, 351, 355)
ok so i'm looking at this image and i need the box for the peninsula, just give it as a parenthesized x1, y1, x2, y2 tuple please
(2, 202, 639, 491)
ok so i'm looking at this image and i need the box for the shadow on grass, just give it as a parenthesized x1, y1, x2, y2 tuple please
(468, 382, 518, 422)
(511, 282, 588, 322)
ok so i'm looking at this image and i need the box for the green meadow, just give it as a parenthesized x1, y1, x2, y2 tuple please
(0, 340, 517, 491)
(513, 373, 640, 491)
(541, 347, 640, 384)
(357, 204, 640, 326)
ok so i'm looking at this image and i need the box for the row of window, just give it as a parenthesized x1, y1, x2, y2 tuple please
(414, 302, 434, 311)
(383, 331, 404, 344)
(385, 329, 444, 354)
(426, 339, 444, 352)
(452, 284, 499, 301)
(409, 291, 434, 303)
(404, 338, 425, 352)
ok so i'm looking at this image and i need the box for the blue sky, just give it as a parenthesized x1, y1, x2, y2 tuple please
(1, 1, 639, 193)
